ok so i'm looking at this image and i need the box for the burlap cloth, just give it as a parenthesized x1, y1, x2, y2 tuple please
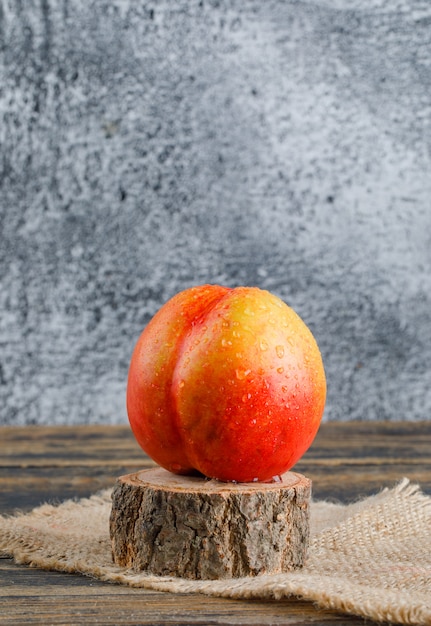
(1, 478, 430, 625)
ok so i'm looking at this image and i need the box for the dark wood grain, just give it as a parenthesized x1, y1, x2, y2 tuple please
(1, 421, 430, 624)
(0, 558, 367, 625)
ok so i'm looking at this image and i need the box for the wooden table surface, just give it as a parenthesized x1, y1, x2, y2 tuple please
(1, 421, 430, 625)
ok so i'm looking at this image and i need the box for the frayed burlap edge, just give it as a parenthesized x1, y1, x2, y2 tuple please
(1, 478, 430, 625)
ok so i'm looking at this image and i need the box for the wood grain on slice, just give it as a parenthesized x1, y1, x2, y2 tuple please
(110, 468, 311, 580)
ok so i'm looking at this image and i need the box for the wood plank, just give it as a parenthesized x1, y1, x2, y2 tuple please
(0, 424, 145, 466)
(307, 421, 431, 461)
(2, 421, 430, 465)
(0, 559, 366, 625)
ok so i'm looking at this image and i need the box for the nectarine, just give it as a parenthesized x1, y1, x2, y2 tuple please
(127, 285, 326, 482)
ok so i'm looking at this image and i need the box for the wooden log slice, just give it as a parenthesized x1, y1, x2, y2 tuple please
(110, 467, 311, 580)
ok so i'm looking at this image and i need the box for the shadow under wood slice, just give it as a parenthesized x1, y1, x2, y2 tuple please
(109, 468, 311, 580)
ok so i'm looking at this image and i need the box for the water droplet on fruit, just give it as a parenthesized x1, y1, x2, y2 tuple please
(259, 339, 268, 351)
(276, 345, 285, 358)
(277, 366, 284, 374)
(178, 380, 185, 388)
(242, 393, 252, 403)
(221, 338, 232, 347)
(244, 307, 255, 316)
(235, 368, 251, 380)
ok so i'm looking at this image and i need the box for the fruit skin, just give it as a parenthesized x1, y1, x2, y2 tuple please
(127, 285, 326, 483)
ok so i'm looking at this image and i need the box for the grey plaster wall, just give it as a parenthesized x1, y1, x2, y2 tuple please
(1, 0, 430, 426)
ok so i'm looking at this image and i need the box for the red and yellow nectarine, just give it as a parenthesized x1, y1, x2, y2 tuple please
(127, 285, 326, 482)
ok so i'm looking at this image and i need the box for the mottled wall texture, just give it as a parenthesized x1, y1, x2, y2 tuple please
(1, 0, 430, 425)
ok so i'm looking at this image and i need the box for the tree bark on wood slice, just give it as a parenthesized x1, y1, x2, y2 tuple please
(110, 468, 311, 580)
